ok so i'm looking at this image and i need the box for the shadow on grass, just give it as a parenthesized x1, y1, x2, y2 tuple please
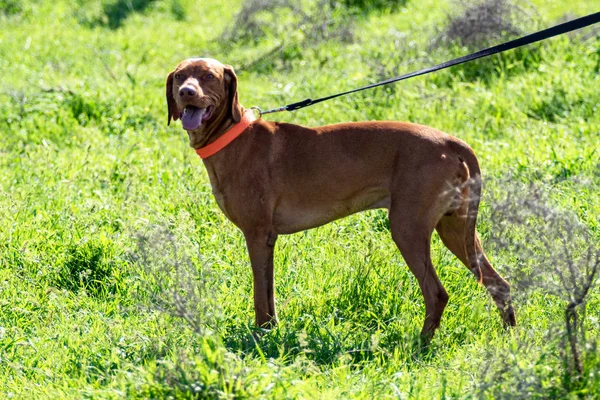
(220, 318, 436, 367)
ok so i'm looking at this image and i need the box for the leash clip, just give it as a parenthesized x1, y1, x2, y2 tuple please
(251, 105, 287, 117)
(249, 106, 264, 118)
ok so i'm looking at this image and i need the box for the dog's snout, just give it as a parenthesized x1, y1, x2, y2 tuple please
(179, 86, 197, 97)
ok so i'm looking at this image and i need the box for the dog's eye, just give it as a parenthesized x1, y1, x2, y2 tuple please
(205, 73, 215, 80)
(174, 73, 184, 80)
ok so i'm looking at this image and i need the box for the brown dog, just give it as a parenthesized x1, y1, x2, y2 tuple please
(166, 57, 516, 341)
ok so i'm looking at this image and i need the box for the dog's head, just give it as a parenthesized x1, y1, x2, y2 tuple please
(166, 58, 242, 147)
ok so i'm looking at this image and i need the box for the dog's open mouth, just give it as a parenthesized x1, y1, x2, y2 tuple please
(181, 105, 214, 131)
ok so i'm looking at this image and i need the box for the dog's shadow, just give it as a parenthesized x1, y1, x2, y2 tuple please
(221, 320, 440, 366)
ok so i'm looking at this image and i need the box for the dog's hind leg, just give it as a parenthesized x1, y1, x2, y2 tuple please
(436, 212, 516, 327)
(389, 205, 448, 343)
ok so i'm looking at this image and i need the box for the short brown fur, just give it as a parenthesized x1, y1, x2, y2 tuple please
(166, 58, 516, 341)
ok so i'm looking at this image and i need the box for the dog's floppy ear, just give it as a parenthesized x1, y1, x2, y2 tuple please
(166, 71, 180, 125)
(223, 65, 242, 123)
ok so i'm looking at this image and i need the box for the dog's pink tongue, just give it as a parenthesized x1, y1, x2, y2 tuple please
(181, 107, 205, 131)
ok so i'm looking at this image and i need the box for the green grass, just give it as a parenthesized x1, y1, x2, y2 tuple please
(1, 0, 599, 397)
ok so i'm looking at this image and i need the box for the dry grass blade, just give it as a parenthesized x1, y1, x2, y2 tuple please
(131, 229, 222, 335)
(485, 176, 600, 387)
(441, 0, 539, 48)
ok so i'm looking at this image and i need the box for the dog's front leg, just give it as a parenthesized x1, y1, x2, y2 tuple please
(244, 230, 278, 328)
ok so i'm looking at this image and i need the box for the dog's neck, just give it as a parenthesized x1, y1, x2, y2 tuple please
(195, 110, 255, 159)
(189, 103, 245, 150)
(200, 115, 268, 204)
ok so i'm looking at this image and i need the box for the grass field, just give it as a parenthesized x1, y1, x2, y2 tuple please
(1, 0, 599, 398)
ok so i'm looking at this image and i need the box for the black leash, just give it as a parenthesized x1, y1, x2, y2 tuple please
(256, 11, 600, 116)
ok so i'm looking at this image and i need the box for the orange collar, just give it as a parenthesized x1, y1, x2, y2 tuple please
(196, 110, 256, 159)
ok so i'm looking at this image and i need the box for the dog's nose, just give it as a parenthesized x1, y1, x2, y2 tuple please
(179, 86, 197, 97)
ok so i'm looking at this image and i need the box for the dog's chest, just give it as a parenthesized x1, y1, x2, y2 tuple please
(211, 188, 230, 218)
(204, 163, 237, 221)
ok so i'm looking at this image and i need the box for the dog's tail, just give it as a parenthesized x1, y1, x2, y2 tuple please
(451, 140, 483, 284)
